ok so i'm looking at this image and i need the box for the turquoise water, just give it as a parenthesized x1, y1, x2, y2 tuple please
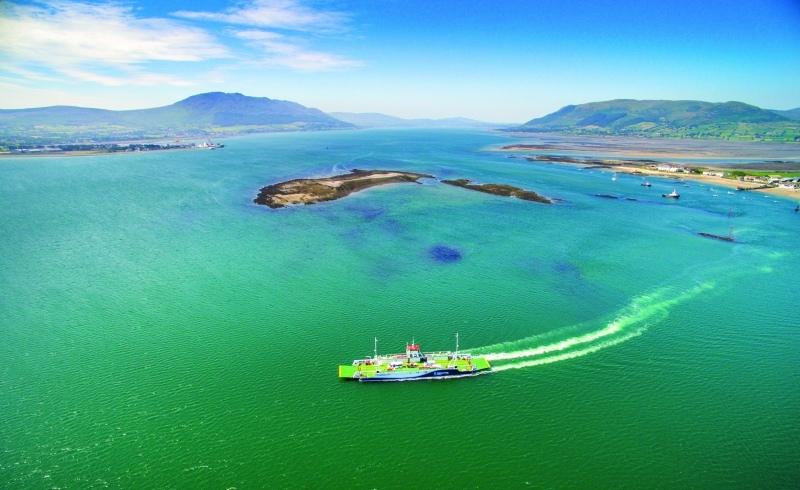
(1, 129, 798, 488)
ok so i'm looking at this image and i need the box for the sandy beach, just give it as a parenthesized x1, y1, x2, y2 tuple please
(604, 164, 800, 198)
(497, 133, 800, 199)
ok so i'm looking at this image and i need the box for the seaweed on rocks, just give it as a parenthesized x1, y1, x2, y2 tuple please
(441, 179, 552, 204)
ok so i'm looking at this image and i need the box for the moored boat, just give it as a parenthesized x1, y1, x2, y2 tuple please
(662, 189, 680, 199)
(338, 335, 491, 382)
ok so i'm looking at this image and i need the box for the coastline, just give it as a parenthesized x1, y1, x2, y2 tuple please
(601, 164, 800, 199)
(497, 135, 800, 199)
(0, 147, 210, 158)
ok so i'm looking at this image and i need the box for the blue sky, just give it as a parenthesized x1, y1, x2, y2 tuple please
(0, 0, 798, 121)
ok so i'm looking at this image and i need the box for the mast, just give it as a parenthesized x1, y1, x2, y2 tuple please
(374, 337, 378, 362)
(449, 333, 460, 369)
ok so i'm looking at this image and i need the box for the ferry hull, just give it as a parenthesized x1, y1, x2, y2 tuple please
(357, 367, 488, 382)
(338, 356, 491, 381)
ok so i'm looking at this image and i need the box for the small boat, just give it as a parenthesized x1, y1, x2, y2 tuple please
(795, 203, 799, 213)
(662, 189, 680, 199)
(727, 191, 734, 195)
(612, 173, 617, 181)
(641, 181, 651, 187)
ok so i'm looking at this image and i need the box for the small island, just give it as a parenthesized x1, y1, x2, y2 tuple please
(699, 232, 735, 242)
(254, 169, 433, 208)
(441, 179, 552, 204)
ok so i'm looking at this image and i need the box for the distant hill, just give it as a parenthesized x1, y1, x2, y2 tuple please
(328, 112, 499, 128)
(0, 92, 353, 147)
(514, 99, 800, 142)
(770, 107, 800, 122)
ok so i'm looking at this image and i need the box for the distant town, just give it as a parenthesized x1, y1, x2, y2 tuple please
(3, 139, 224, 155)
(647, 163, 800, 190)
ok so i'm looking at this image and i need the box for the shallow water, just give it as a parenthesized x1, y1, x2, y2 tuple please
(1, 129, 798, 488)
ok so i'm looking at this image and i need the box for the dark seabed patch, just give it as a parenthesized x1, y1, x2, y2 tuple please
(429, 245, 462, 263)
(346, 204, 386, 220)
(554, 261, 581, 276)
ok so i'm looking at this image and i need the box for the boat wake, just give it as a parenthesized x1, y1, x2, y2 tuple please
(467, 282, 714, 371)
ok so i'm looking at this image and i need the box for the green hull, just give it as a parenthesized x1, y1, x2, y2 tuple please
(339, 357, 491, 380)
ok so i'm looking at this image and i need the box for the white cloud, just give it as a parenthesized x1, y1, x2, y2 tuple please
(0, 1, 229, 64)
(174, 0, 348, 32)
(57, 67, 198, 87)
(0, 0, 361, 91)
(0, 1, 228, 86)
(236, 30, 361, 71)
(0, 80, 122, 108)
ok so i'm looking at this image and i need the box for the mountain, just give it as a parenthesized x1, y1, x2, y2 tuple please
(514, 99, 800, 142)
(770, 107, 800, 122)
(328, 112, 499, 128)
(0, 92, 353, 146)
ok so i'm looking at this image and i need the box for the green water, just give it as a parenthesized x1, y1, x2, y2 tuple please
(1, 129, 798, 488)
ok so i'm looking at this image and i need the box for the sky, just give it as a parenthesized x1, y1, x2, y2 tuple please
(0, 0, 799, 122)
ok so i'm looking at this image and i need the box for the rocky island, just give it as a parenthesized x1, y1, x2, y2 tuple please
(254, 169, 433, 208)
(441, 179, 553, 204)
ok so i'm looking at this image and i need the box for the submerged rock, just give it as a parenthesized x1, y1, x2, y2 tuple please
(429, 245, 462, 263)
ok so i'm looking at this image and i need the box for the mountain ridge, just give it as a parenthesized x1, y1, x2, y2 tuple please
(515, 99, 800, 142)
(0, 92, 353, 146)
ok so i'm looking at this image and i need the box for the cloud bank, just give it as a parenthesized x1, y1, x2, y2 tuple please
(0, 0, 360, 88)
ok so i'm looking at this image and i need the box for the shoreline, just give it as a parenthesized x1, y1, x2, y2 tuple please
(0, 148, 203, 158)
(598, 164, 800, 199)
(497, 140, 800, 199)
(0, 142, 223, 159)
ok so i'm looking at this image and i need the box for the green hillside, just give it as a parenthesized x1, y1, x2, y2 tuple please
(515, 99, 800, 142)
(770, 107, 800, 122)
(0, 92, 353, 147)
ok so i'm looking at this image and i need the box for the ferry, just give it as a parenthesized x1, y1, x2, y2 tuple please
(195, 139, 224, 150)
(338, 335, 491, 382)
(662, 189, 680, 199)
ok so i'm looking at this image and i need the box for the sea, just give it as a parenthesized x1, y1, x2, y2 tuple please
(1, 129, 798, 488)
